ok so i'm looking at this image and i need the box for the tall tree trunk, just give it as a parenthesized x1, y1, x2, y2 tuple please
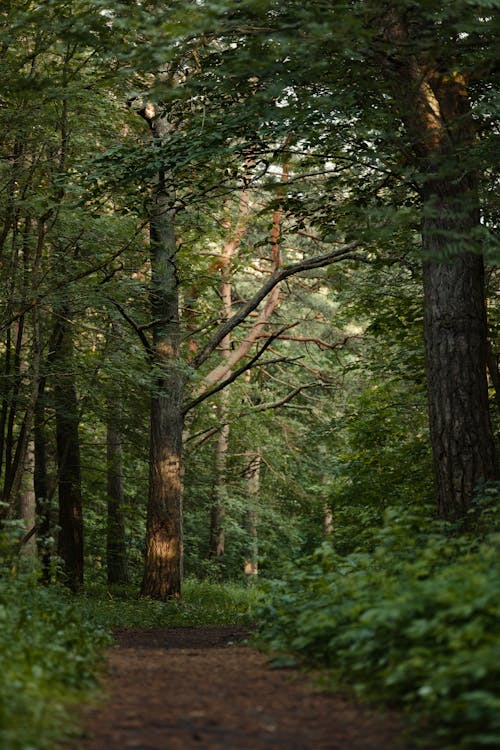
(141, 107, 185, 600)
(422, 193, 497, 518)
(2, 298, 42, 521)
(208, 216, 235, 561)
(383, 13, 498, 519)
(323, 501, 333, 537)
(106, 405, 129, 585)
(2, 317, 25, 507)
(53, 309, 84, 591)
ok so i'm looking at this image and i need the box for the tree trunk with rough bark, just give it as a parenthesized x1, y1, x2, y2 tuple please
(53, 309, 84, 591)
(422, 198, 497, 519)
(141, 107, 185, 600)
(382, 11, 498, 519)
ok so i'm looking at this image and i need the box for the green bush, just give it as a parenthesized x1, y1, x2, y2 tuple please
(257, 487, 500, 749)
(0, 571, 111, 750)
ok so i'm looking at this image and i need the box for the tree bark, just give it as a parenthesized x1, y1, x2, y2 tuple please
(243, 452, 261, 577)
(53, 308, 84, 591)
(382, 12, 498, 518)
(141, 108, 185, 600)
(18, 439, 36, 557)
(422, 192, 497, 518)
(323, 502, 333, 536)
(207, 204, 240, 562)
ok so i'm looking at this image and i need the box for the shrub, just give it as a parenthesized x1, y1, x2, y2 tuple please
(0, 571, 110, 750)
(257, 488, 500, 749)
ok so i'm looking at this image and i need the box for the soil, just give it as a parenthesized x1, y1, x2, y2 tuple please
(71, 626, 414, 750)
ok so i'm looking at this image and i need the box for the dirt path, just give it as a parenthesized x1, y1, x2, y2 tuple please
(73, 627, 411, 750)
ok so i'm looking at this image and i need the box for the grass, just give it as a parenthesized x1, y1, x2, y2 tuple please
(78, 578, 263, 629)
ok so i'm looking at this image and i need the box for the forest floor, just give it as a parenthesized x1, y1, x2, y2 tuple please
(70, 626, 415, 750)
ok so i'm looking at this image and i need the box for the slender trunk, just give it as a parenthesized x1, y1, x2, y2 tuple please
(53, 309, 84, 591)
(141, 108, 185, 600)
(0, 326, 11, 488)
(34, 392, 52, 580)
(18, 439, 36, 556)
(2, 317, 25, 504)
(209, 392, 230, 560)
(208, 220, 235, 561)
(323, 502, 333, 536)
(243, 452, 261, 577)
(106, 406, 129, 585)
(2, 305, 42, 519)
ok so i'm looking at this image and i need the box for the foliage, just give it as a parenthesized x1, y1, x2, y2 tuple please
(256, 485, 500, 750)
(0, 569, 110, 750)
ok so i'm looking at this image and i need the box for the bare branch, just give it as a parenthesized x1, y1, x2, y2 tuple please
(252, 382, 323, 412)
(183, 325, 299, 415)
(19, 525, 37, 548)
(186, 426, 221, 450)
(190, 241, 361, 369)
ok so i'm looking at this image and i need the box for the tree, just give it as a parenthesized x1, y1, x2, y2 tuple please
(160, 0, 498, 520)
(0, 0, 148, 585)
(1, 0, 497, 596)
(139, 102, 185, 600)
(378, 6, 498, 517)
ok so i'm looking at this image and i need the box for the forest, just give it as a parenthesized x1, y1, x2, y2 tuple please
(0, 1, 499, 748)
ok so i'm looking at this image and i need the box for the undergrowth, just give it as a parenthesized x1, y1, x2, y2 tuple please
(79, 578, 261, 628)
(0, 568, 110, 750)
(256, 484, 500, 750)
(1, 513, 260, 750)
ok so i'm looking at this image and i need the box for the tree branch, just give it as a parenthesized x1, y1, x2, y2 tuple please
(186, 381, 323, 450)
(183, 325, 299, 414)
(190, 241, 361, 369)
(252, 382, 323, 411)
(110, 299, 152, 357)
(0, 223, 149, 333)
(255, 333, 362, 350)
